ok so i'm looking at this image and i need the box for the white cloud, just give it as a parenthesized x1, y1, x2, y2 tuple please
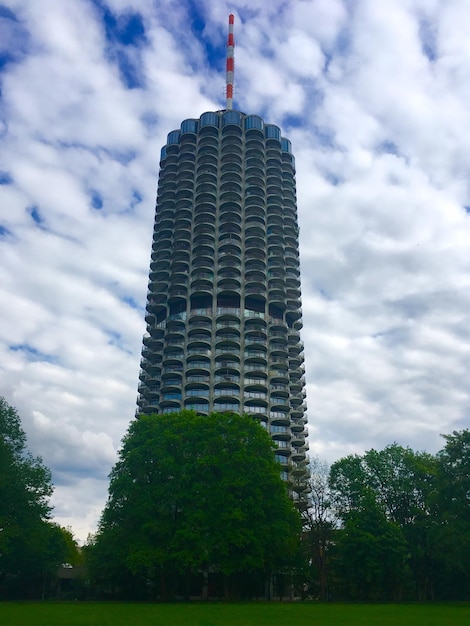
(1, 0, 470, 541)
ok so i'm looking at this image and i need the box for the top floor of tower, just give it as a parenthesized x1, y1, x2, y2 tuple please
(160, 109, 295, 171)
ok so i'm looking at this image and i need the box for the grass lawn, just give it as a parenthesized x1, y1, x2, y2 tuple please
(0, 602, 469, 626)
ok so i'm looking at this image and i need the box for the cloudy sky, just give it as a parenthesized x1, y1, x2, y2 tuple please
(1, 0, 470, 541)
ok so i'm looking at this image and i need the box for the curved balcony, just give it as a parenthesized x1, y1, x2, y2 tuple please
(198, 134, 219, 148)
(188, 317, 212, 331)
(244, 403, 268, 417)
(245, 268, 266, 283)
(268, 276, 286, 291)
(270, 370, 289, 385)
(186, 373, 210, 384)
(147, 279, 169, 294)
(219, 210, 242, 226)
(185, 386, 210, 398)
(244, 248, 266, 263)
(214, 400, 240, 414)
(268, 288, 286, 304)
(214, 386, 240, 397)
(196, 169, 218, 184)
(244, 362, 267, 374)
(192, 255, 214, 271)
(270, 424, 291, 439)
(197, 153, 218, 167)
(220, 160, 242, 175)
(187, 328, 211, 341)
(220, 170, 242, 184)
(196, 181, 217, 196)
(187, 338, 211, 352)
(244, 284, 266, 297)
(194, 220, 215, 234)
(221, 151, 242, 165)
(160, 374, 182, 388)
(188, 307, 213, 323)
(246, 165, 265, 184)
(291, 448, 307, 463)
(244, 333, 267, 347)
(217, 280, 241, 294)
(184, 400, 209, 414)
(286, 279, 301, 293)
(186, 357, 211, 372)
(214, 365, 239, 378)
(216, 318, 240, 330)
(142, 333, 164, 351)
(218, 243, 242, 259)
(270, 345, 288, 360)
(215, 307, 241, 323)
(244, 389, 268, 402)
(218, 267, 241, 281)
(216, 329, 240, 343)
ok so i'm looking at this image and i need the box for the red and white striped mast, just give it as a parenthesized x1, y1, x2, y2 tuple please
(226, 14, 235, 110)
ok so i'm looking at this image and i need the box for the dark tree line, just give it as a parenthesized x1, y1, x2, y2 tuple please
(0, 397, 80, 599)
(2, 395, 468, 601)
(302, 432, 470, 601)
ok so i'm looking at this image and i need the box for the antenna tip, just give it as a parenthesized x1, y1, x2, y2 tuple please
(229, 14, 234, 24)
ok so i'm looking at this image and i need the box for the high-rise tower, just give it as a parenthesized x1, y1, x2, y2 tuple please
(137, 16, 308, 481)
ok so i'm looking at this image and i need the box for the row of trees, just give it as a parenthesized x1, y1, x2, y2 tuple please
(0, 398, 80, 599)
(303, 432, 470, 601)
(1, 395, 468, 600)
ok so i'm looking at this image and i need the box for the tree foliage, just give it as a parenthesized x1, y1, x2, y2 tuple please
(301, 458, 336, 600)
(88, 411, 301, 599)
(0, 397, 73, 598)
(325, 436, 469, 600)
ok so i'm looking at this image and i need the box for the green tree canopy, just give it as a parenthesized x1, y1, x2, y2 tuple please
(0, 397, 72, 598)
(432, 429, 470, 598)
(89, 411, 300, 599)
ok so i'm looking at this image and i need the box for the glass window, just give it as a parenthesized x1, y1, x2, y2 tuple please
(200, 112, 220, 128)
(265, 124, 281, 140)
(223, 111, 242, 127)
(167, 130, 180, 145)
(181, 118, 198, 133)
(245, 115, 263, 130)
(160, 146, 167, 160)
(281, 138, 292, 153)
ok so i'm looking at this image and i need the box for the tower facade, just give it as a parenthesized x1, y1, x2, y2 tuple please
(137, 109, 308, 479)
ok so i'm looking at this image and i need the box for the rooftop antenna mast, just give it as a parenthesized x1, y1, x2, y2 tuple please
(226, 14, 235, 110)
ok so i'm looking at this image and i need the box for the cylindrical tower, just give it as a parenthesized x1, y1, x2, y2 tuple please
(137, 110, 308, 480)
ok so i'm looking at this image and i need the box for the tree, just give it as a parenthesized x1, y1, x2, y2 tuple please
(0, 397, 71, 598)
(301, 458, 336, 600)
(432, 429, 470, 599)
(88, 411, 301, 600)
(329, 444, 437, 600)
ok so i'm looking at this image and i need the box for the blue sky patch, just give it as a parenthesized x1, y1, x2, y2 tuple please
(104, 147, 137, 165)
(0, 223, 12, 237)
(187, 0, 225, 71)
(419, 19, 437, 62)
(91, 191, 103, 210)
(0, 6, 31, 69)
(324, 171, 342, 186)
(92, 1, 147, 89)
(29, 206, 44, 225)
(377, 140, 400, 156)
(0, 170, 12, 184)
(130, 190, 142, 208)
(115, 48, 144, 89)
(122, 295, 141, 310)
(10, 343, 57, 363)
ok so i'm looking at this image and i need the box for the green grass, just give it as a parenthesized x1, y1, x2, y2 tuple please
(0, 602, 469, 626)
